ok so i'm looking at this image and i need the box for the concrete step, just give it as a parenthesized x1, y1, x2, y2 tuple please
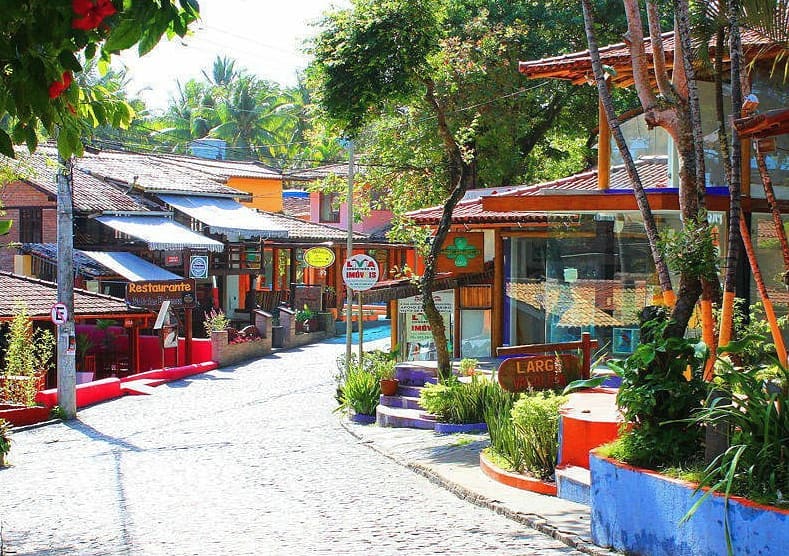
(556, 465, 591, 506)
(376, 405, 436, 430)
(379, 394, 423, 410)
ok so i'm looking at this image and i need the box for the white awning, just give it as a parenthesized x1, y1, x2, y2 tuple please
(96, 215, 225, 252)
(80, 251, 182, 282)
(158, 194, 289, 241)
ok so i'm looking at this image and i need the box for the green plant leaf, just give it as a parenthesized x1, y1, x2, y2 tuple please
(0, 220, 12, 235)
(0, 129, 14, 158)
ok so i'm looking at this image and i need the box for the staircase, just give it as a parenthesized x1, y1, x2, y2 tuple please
(376, 361, 438, 429)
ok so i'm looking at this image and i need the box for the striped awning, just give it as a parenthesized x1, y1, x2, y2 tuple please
(159, 194, 289, 241)
(96, 215, 225, 252)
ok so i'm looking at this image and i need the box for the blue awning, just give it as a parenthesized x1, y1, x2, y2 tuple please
(158, 194, 289, 241)
(80, 251, 182, 282)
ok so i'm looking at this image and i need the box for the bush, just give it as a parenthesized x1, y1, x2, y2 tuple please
(0, 418, 11, 466)
(420, 376, 490, 424)
(337, 366, 381, 416)
(1, 304, 55, 406)
(608, 313, 706, 468)
(688, 355, 788, 508)
(203, 309, 230, 334)
(483, 382, 526, 472)
(511, 391, 568, 480)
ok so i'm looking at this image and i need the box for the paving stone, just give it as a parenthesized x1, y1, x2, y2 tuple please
(0, 338, 589, 555)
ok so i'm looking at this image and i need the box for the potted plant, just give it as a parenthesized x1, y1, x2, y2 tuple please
(376, 358, 399, 397)
(0, 418, 11, 467)
(295, 305, 317, 333)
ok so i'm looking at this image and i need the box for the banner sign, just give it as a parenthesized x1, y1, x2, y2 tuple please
(126, 279, 197, 310)
(303, 246, 335, 269)
(497, 354, 580, 392)
(398, 290, 455, 313)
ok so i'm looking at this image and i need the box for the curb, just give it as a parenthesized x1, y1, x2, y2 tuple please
(340, 418, 614, 556)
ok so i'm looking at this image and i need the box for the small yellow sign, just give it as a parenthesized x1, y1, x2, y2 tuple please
(303, 246, 336, 269)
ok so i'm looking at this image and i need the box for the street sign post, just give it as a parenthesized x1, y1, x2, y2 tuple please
(342, 254, 380, 291)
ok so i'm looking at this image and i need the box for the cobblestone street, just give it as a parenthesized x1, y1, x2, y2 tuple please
(1, 338, 585, 555)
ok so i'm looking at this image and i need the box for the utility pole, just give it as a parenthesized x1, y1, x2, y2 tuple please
(56, 154, 76, 418)
(345, 141, 355, 369)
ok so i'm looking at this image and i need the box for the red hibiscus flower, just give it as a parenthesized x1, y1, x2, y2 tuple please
(48, 71, 73, 99)
(72, 0, 117, 31)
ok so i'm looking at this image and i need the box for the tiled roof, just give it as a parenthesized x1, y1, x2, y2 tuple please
(406, 157, 668, 225)
(154, 154, 282, 180)
(4, 147, 148, 213)
(282, 196, 311, 218)
(21, 243, 112, 278)
(0, 272, 148, 319)
(284, 163, 350, 181)
(519, 29, 780, 86)
(262, 211, 367, 241)
(76, 149, 250, 198)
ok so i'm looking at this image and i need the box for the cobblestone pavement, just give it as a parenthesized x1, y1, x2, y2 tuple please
(1, 338, 586, 555)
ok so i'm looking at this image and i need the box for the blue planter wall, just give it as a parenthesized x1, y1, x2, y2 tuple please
(590, 453, 788, 556)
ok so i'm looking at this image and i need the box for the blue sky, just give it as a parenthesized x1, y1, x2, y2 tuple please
(115, 0, 349, 113)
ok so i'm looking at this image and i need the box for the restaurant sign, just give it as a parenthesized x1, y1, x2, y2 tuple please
(497, 354, 579, 392)
(126, 279, 197, 310)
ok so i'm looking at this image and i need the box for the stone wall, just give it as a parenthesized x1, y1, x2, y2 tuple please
(210, 310, 274, 367)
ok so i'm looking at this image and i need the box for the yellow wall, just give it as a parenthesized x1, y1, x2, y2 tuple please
(230, 177, 283, 212)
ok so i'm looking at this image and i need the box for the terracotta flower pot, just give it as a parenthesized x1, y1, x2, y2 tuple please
(380, 378, 399, 397)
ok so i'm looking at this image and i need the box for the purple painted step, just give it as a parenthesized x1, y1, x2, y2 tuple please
(398, 384, 426, 398)
(395, 362, 438, 386)
(379, 394, 423, 410)
(376, 405, 436, 430)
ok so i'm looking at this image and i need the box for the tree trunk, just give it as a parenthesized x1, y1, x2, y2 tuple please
(421, 78, 476, 381)
(581, 0, 674, 300)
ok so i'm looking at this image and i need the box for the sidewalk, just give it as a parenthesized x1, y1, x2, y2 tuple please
(340, 418, 615, 556)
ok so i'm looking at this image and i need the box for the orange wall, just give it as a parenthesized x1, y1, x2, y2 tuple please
(230, 177, 283, 212)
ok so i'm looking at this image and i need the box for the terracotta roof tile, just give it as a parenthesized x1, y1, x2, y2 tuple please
(282, 197, 311, 218)
(284, 163, 350, 182)
(0, 272, 148, 319)
(261, 211, 367, 241)
(76, 149, 249, 198)
(154, 154, 282, 180)
(4, 147, 148, 213)
(408, 157, 668, 225)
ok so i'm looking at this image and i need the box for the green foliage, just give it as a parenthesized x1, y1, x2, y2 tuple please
(1, 304, 55, 406)
(511, 391, 568, 480)
(607, 316, 707, 468)
(295, 305, 316, 323)
(0, 0, 199, 158)
(659, 211, 720, 281)
(724, 299, 789, 368)
(203, 309, 230, 335)
(0, 418, 11, 466)
(482, 381, 526, 472)
(336, 365, 381, 416)
(458, 358, 478, 376)
(686, 353, 788, 509)
(419, 375, 491, 424)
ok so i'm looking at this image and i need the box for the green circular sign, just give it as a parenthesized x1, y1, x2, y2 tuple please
(303, 246, 336, 269)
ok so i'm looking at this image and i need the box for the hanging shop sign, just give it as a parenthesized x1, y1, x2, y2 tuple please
(126, 279, 197, 310)
(497, 354, 579, 392)
(342, 254, 380, 291)
(189, 255, 209, 279)
(437, 232, 484, 274)
(303, 246, 335, 269)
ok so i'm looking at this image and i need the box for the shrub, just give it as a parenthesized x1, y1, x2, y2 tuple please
(688, 354, 788, 508)
(607, 313, 706, 468)
(337, 366, 381, 416)
(420, 375, 490, 424)
(203, 309, 230, 334)
(458, 358, 478, 376)
(511, 391, 568, 480)
(483, 382, 526, 472)
(1, 304, 55, 406)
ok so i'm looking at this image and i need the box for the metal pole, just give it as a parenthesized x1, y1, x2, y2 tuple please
(345, 142, 354, 368)
(358, 291, 364, 362)
(56, 154, 76, 418)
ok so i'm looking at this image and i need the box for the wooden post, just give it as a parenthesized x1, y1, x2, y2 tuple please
(492, 230, 504, 350)
(598, 97, 611, 190)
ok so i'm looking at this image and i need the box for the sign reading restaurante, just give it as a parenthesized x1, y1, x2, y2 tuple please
(126, 279, 197, 310)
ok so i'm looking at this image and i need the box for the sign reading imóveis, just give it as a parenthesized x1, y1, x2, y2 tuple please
(342, 254, 380, 291)
(126, 279, 197, 310)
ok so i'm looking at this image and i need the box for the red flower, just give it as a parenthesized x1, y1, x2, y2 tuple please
(72, 0, 117, 31)
(48, 71, 73, 99)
